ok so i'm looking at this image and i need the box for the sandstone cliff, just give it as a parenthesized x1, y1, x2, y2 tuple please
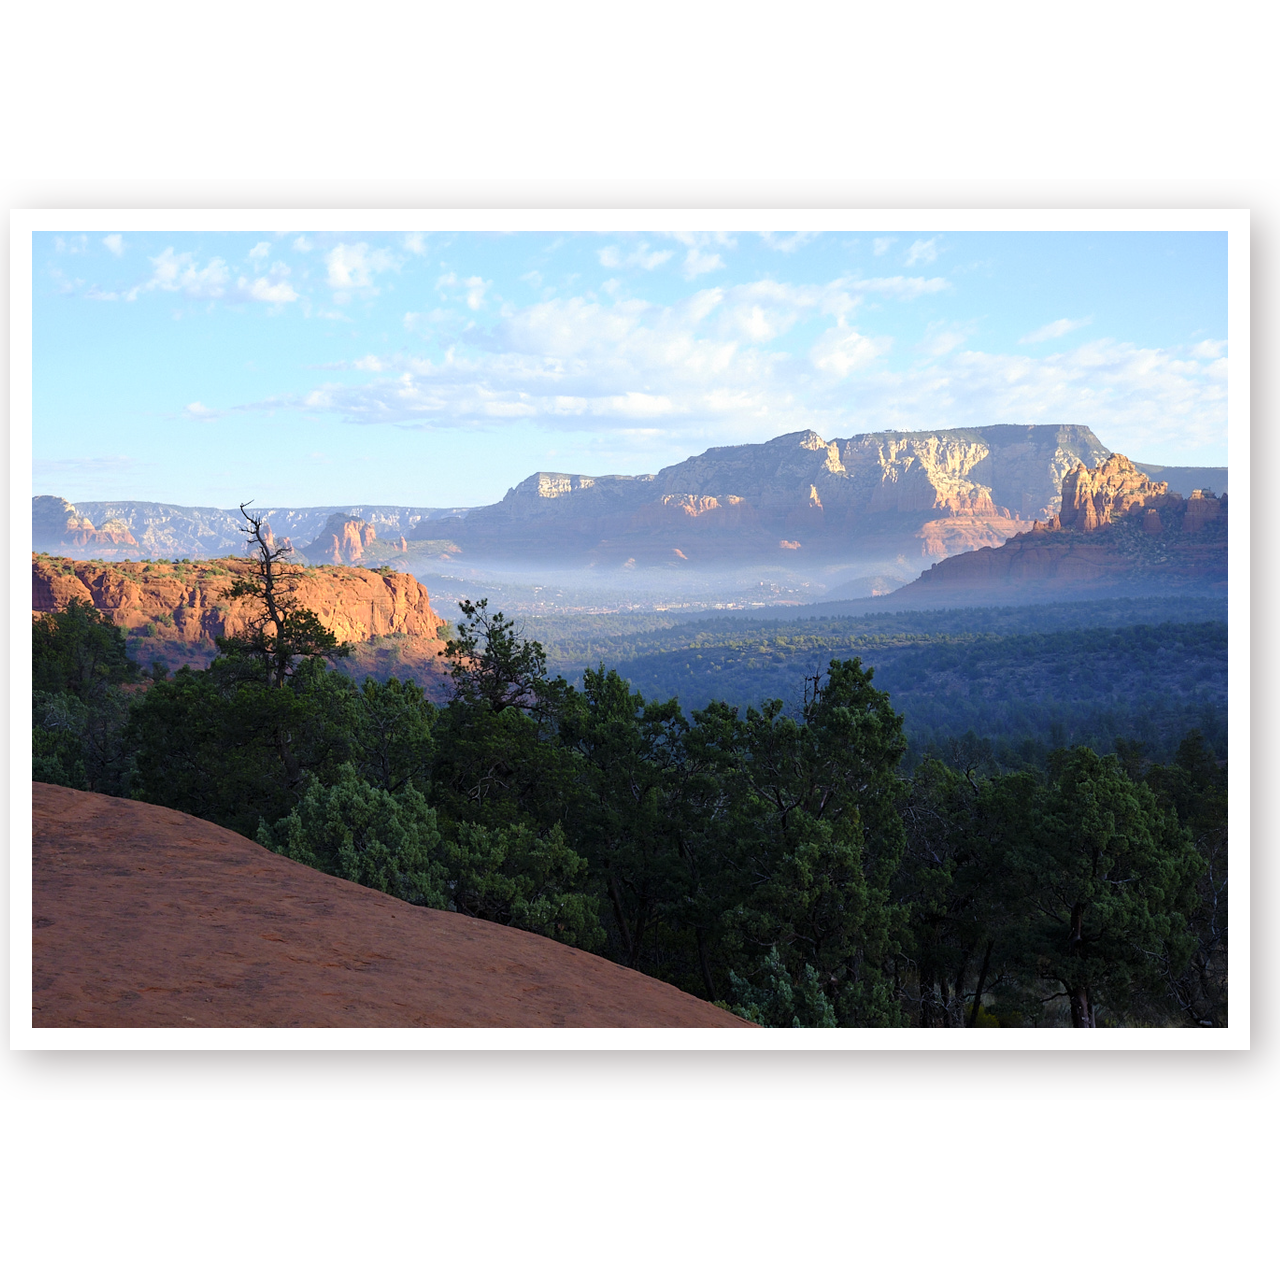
(301, 512, 381, 564)
(415, 423, 1110, 569)
(885, 456, 1227, 605)
(32, 554, 447, 655)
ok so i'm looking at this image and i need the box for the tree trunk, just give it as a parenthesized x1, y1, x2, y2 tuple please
(967, 938, 994, 1027)
(1070, 984, 1092, 1028)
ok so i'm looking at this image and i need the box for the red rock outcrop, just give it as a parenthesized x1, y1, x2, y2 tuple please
(888, 456, 1227, 603)
(32, 495, 139, 551)
(31, 784, 753, 1028)
(302, 513, 380, 564)
(1058, 453, 1178, 531)
(32, 555, 445, 649)
(1183, 489, 1224, 534)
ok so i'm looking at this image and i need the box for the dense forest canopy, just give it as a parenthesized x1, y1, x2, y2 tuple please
(32, 577, 1227, 1028)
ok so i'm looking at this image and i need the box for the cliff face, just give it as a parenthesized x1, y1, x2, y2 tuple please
(886, 456, 1227, 604)
(32, 555, 446, 649)
(32, 495, 139, 552)
(34, 425, 1153, 578)
(301, 513, 381, 564)
(417, 423, 1110, 567)
(1057, 453, 1178, 532)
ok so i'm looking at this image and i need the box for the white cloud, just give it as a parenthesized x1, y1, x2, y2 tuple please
(134, 248, 231, 299)
(905, 237, 939, 266)
(873, 237, 896, 256)
(248, 241, 271, 262)
(1019, 316, 1093, 344)
(436, 272, 491, 310)
(758, 231, 819, 254)
(54, 235, 89, 254)
(293, 235, 313, 252)
(102, 234, 125, 257)
(681, 248, 725, 279)
(238, 275, 299, 304)
(1191, 338, 1226, 359)
(403, 232, 427, 255)
(811, 324, 892, 377)
(597, 242, 674, 271)
(919, 319, 975, 357)
(235, 275, 1224, 465)
(185, 402, 220, 420)
(325, 242, 396, 290)
(100, 248, 300, 306)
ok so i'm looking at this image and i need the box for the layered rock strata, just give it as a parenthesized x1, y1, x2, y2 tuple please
(888, 456, 1227, 603)
(31, 555, 445, 648)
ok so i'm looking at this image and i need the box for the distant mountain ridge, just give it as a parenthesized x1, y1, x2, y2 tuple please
(32, 495, 467, 561)
(33, 426, 1227, 591)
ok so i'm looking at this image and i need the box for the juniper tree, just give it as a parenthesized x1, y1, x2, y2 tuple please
(215, 502, 352, 688)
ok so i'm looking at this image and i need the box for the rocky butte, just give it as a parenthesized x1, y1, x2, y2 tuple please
(31, 554, 450, 687)
(886, 455, 1228, 606)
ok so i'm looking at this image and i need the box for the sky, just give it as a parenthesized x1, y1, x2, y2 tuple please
(31, 227, 1228, 509)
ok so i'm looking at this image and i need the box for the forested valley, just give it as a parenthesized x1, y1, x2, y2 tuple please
(32, 545, 1227, 1028)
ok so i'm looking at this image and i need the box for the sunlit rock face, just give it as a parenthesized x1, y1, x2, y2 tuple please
(31, 555, 444, 648)
(301, 514, 380, 564)
(420, 424, 1112, 567)
(1058, 454, 1178, 532)
(884, 455, 1228, 605)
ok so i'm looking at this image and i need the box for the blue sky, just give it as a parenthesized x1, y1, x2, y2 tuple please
(32, 228, 1227, 509)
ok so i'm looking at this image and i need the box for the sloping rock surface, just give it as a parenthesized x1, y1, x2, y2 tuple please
(31, 784, 751, 1029)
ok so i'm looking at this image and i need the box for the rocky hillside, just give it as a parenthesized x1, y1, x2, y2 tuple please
(32, 784, 751, 1028)
(32, 553, 448, 676)
(885, 455, 1228, 606)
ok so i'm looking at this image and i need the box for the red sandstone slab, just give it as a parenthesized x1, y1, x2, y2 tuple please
(30, 784, 751, 1029)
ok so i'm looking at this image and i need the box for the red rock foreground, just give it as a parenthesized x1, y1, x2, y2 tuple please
(31, 784, 750, 1029)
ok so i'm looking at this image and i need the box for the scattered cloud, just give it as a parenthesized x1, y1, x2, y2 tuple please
(758, 231, 820, 254)
(811, 323, 892, 376)
(905, 237, 939, 266)
(436, 272, 491, 310)
(1191, 338, 1226, 359)
(238, 275, 299, 304)
(681, 248, 724, 279)
(1019, 316, 1093, 344)
(597, 242, 674, 271)
(248, 241, 271, 262)
(185, 402, 220, 420)
(102, 234, 125, 257)
(919, 319, 976, 358)
(54, 235, 89, 254)
(873, 237, 896, 256)
(325, 242, 396, 291)
(403, 232, 427, 255)
(293, 235, 313, 252)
